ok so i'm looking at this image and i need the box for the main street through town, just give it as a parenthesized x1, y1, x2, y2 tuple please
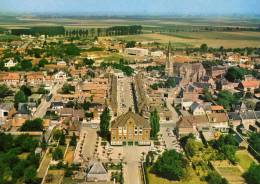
(33, 82, 63, 118)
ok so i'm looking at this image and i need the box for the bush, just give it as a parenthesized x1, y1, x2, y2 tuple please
(52, 147, 64, 161)
(244, 163, 260, 184)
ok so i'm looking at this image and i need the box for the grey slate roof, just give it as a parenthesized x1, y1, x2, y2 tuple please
(88, 162, 107, 175)
(228, 112, 241, 121)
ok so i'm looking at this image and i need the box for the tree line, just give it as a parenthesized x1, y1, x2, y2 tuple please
(65, 25, 142, 37)
(11, 26, 65, 36)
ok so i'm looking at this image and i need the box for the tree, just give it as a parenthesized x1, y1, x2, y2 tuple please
(83, 58, 95, 67)
(64, 43, 80, 56)
(53, 129, 62, 141)
(0, 84, 12, 99)
(248, 132, 260, 153)
(185, 138, 203, 157)
(126, 41, 136, 48)
(202, 88, 213, 102)
(70, 132, 77, 146)
(52, 147, 64, 160)
(21, 85, 32, 97)
(217, 90, 237, 110)
(20, 118, 44, 132)
(24, 166, 37, 184)
(100, 106, 111, 139)
(38, 58, 48, 68)
(150, 109, 160, 139)
(59, 131, 66, 145)
(200, 43, 208, 53)
(152, 149, 187, 181)
(14, 90, 28, 106)
(244, 163, 260, 184)
(225, 67, 247, 82)
(211, 134, 238, 164)
(165, 77, 176, 88)
(20, 59, 33, 71)
(61, 83, 75, 94)
(206, 171, 229, 184)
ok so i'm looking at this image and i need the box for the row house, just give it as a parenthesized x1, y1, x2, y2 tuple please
(26, 72, 45, 86)
(0, 72, 22, 86)
(176, 112, 229, 138)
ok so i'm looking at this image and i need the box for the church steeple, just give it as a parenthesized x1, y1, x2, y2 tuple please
(165, 42, 173, 77)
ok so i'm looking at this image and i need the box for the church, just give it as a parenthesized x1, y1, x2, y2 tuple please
(165, 42, 206, 84)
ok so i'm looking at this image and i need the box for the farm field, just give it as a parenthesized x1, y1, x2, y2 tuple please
(108, 31, 260, 48)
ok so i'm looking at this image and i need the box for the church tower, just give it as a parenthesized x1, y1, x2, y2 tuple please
(165, 42, 173, 77)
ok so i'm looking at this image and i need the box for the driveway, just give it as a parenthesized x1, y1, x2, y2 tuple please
(122, 146, 150, 184)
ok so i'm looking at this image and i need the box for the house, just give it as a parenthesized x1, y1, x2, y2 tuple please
(228, 112, 241, 127)
(57, 61, 67, 67)
(18, 103, 37, 115)
(54, 71, 67, 82)
(0, 72, 21, 86)
(0, 103, 16, 124)
(176, 112, 229, 137)
(190, 102, 205, 116)
(240, 111, 260, 130)
(181, 99, 194, 111)
(216, 78, 239, 91)
(176, 115, 208, 138)
(26, 72, 45, 86)
(211, 105, 224, 113)
(87, 161, 108, 182)
(151, 50, 164, 58)
(58, 108, 85, 122)
(125, 48, 149, 56)
(110, 109, 151, 146)
(51, 101, 64, 110)
(206, 113, 229, 132)
(239, 80, 259, 93)
(4, 59, 17, 68)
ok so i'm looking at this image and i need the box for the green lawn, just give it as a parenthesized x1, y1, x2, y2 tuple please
(236, 150, 256, 171)
(147, 167, 206, 184)
(211, 161, 245, 184)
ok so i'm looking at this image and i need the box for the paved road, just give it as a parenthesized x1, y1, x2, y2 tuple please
(166, 97, 179, 123)
(33, 83, 62, 118)
(117, 77, 135, 115)
(122, 146, 150, 184)
(160, 127, 182, 152)
(74, 127, 98, 163)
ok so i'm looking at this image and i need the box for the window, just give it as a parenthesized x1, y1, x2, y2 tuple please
(118, 127, 123, 135)
(139, 128, 143, 135)
(134, 127, 138, 135)
(123, 127, 127, 135)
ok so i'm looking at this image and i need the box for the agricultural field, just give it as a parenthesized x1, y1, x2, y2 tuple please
(1, 15, 260, 48)
(108, 31, 260, 48)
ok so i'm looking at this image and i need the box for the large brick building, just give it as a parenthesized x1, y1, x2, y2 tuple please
(110, 110, 151, 146)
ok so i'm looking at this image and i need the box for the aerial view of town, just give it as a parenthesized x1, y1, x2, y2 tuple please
(0, 0, 260, 184)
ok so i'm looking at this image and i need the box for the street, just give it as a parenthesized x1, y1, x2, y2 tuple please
(117, 77, 135, 115)
(33, 83, 63, 118)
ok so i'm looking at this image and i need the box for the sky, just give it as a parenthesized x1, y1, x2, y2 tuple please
(1, 0, 260, 16)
